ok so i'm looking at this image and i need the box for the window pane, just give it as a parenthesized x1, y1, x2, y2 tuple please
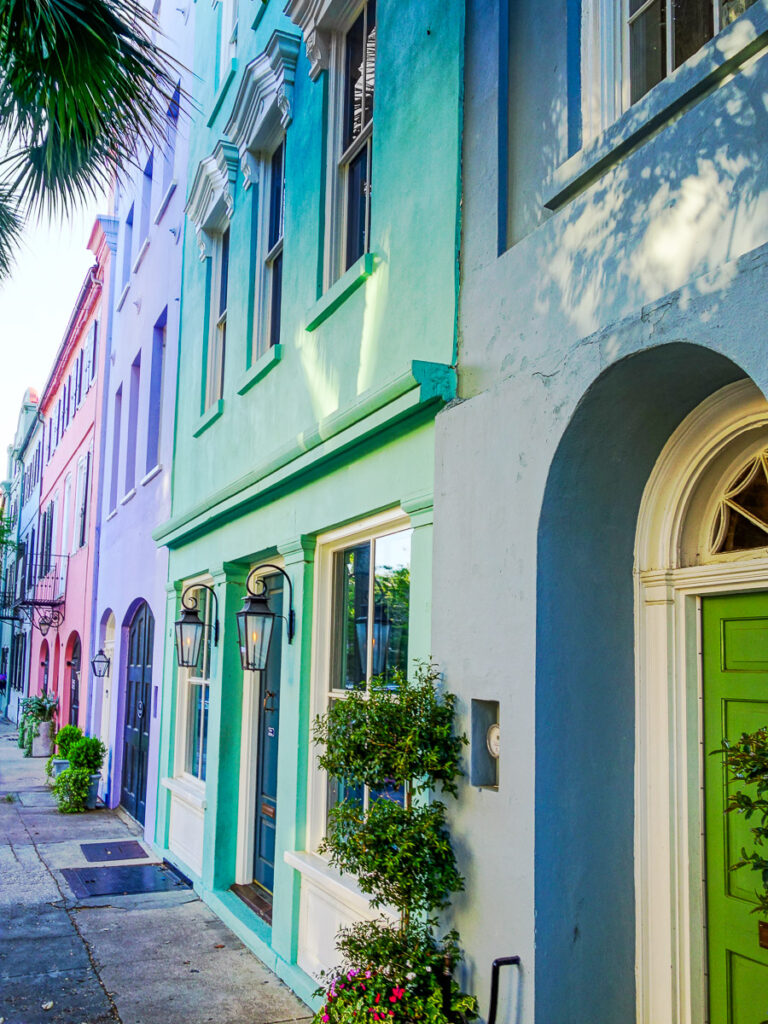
(219, 228, 230, 317)
(630, 0, 666, 104)
(344, 10, 365, 148)
(188, 683, 203, 776)
(268, 143, 285, 250)
(332, 543, 370, 691)
(327, 774, 365, 812)
(721, 0, 757, 25)
(372, 530, 411, 686)
(673, 0, 713, 69)
(345, 144, 368, 270)
(269, 251, 283, 349)
(364, 0, 376, 128)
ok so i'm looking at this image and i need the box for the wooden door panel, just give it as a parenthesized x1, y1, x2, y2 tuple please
(703, 595, 768, 1024)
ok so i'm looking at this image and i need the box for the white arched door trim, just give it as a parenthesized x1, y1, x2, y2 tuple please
(635, 378, 768, 1024)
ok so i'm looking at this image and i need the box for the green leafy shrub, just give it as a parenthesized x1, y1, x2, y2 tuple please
(718, 726, 768, 915)
(18, 694, 58, 757)
(69, 737, 106, 774)
(53, 767, 91, 813)
(54, 725, 83, 760)
(312, 662, 476, 1023)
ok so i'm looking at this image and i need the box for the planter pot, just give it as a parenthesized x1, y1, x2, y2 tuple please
(52, 758, 69, 778)
(32, 721, 54, 758)
(86, 773, 101, 810)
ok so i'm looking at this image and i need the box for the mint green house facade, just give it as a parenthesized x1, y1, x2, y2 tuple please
(153, 0, 463, 1003)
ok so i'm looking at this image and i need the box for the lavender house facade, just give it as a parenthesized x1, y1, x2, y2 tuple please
(90, 3, 193, 835)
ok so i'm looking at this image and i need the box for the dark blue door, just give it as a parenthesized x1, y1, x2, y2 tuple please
(253, 575, 282, 893)
(121, 602, 153, 825)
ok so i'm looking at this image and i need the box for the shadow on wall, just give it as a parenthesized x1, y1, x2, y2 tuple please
(534, 342, 751, 1024)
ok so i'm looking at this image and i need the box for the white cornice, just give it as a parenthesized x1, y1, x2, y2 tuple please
(224, 28, 301, 187)
(284, 0, 360, 80)
(185, 140, 239, 258)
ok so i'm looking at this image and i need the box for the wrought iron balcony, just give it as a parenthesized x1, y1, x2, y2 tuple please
(14, 554, 68, 608)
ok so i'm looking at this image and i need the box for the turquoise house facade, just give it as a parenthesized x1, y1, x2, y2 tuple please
(153, 0, 463, 1003)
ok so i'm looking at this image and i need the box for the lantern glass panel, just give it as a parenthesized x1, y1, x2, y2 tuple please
(175, 611, 204, 668)
(237, 601, 275, 671)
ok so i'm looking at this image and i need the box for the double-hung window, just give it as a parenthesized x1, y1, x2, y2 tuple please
(217, 0, 238, 89)
(264, 141, 285, 351)
(322, 523, 411, 819)
(339, 0, 376, 274)
(181, 586, 215, 782)
(206, 227, 229, 409)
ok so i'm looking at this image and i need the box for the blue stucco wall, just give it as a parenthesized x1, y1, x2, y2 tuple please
(536, 343, 744, 1023)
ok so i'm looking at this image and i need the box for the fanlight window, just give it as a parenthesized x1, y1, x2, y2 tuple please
(711, 451, 768, 553)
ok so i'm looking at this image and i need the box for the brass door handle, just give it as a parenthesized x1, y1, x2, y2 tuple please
(263, 690, 277, 713)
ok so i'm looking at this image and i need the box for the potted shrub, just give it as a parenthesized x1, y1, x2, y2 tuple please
(68, 737, 107, 809)
(18, 695, 58, 757)
(312, 661, 477, 1023)
(53, 766, 92, 813)
(46, 724, 84, 780)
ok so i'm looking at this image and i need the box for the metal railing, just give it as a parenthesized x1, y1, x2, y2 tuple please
(13, 554, 69, 606)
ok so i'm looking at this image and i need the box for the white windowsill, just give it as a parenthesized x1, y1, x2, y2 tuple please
(140, 464, 162, 487)
(106, 508, 118, 522)
(132, 237, 150, 275)
(116, 282, 130, 311)
(154, 181, 177, 225)
(161, 776, 207, 811)
(120, 488, 136, 506)
(284, 849, 380, 918)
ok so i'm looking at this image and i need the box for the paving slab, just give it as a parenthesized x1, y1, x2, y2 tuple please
(0, 719, 312, 1024)
(0, 967, 115, 1024)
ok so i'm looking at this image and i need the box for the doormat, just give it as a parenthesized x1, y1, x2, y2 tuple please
(80, 840, 147, 862)
(61, 863, 191, 899)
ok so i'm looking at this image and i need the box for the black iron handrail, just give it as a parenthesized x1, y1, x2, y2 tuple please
(487, 956, 521, 1024)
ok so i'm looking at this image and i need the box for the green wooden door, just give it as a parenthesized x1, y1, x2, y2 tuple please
(703, 593, 768, 1024)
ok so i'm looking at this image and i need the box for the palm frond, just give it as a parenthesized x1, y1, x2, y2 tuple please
(0, 0, 188, 219)
(0, 186, 22, 280)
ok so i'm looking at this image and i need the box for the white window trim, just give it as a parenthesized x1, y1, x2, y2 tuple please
(253, 143, 285, 360)
(306, 507, 411, 856)
(173, 575, 215, 790)
(205, 230, 229, 409)
(581, 0, 733, 144)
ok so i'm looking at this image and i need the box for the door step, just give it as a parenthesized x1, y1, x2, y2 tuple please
(231, 882, 273, 925)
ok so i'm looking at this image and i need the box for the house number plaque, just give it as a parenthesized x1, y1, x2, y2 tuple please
(759, 921, 768, 950)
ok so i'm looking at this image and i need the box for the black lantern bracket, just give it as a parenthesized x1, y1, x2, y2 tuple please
(179, 583, 220, 645)
(244, 565, 295, 643)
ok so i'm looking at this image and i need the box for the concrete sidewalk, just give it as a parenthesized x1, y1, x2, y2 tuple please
(0, 721, 312, 1024)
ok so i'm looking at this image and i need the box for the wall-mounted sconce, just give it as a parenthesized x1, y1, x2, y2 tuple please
(91, 649, 110, 678)
(236, 565, 295, 672)
(175, 584, 219, 668)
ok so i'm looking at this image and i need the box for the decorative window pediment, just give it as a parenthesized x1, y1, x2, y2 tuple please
(224, 28, 301, 188)
(284, 0, 361, 80)
(185, 140, 239, 259)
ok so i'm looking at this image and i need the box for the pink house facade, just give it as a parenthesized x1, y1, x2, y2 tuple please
(30, 219, 114, 729)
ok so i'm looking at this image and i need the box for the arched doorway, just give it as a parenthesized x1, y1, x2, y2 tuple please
(636, 378, 768, 1023)
(536, 343, 748, 1024)
(66, 634, 81, 726)
(121, 601, 153, 824)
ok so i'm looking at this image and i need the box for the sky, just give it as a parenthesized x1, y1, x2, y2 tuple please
(0, 197, 108, 468)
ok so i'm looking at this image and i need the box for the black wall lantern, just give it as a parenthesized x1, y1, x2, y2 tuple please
(237, 565, 295, 672)
(175, 584, 219, 668)
(91, 649, 110, 678)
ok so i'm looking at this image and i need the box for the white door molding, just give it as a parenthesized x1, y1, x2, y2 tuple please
(634, 379, 768, 1024)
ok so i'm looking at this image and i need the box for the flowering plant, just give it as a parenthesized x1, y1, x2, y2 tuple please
(315, 966, 476, 1024)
